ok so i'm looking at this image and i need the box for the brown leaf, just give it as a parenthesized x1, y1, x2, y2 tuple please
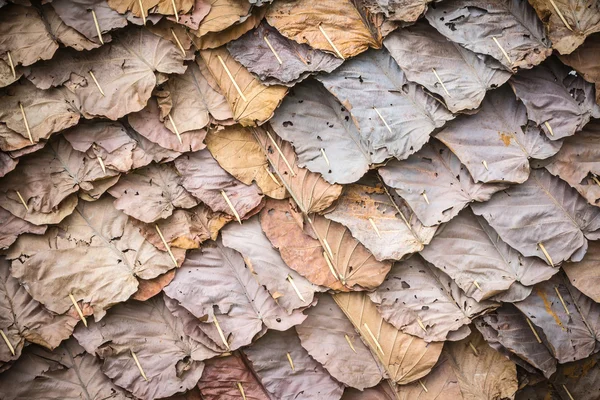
(564, 240, 600, 302)
(132, 269, 175, 301)
(363, 0, 435, 23)
(266, 0, 380, 58)
(108, 0, 194, 18)
(146, 18, 194, 53)
(342, 382, 398, 400)
(559, 33, 600, 105)
(0, 206, 46, 249)
(172, 0, 212, 30)
(395, 353, 463, 399)
(50, 0, 127, 42)
(200, 47, 288, 126)
(190, 0, 251, 37)
(41, 4, 101, 51)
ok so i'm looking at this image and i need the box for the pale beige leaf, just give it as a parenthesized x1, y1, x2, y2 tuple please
(0, 206, 46, 249)
(564, 240, 600, 302)
(396, 354, 463, 400)
(108, 0, 193, 17)
(190, 0, 251, 37)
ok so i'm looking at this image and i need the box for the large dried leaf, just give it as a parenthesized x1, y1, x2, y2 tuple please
(108, 163, 197, 223)
(529, 0, 600, 54)
(197, 353, 270, 400)
(205, 125, 287, 199)
(266, 0, 380, 58)
(296, 294, 385, 390)
(514, 273, 600, 363)
(164, 240, 304, 351)
(108, 0, 194, 18)
(363, 0, 435, 22)
(559, 34, 600, 105)
(227, 22, 344, 86)
(0, 207, 45, 249)
(270, 79, 387, 184)
(325, 179, 437, 261)
(0, 150, 17, 177)
(74, 294, 207, 400)
(384, 21, 511, 113)
(26, 27, 188, 120)
(370, 255, 496, 342)
(420, 207, 558, 302)
(6, 197, 176, 320)
(0, 259, 79, 364)
(563, 240, 600, 302)
(0, 5, 58, 67)
(191, 0, 251, 37)
(175, 149, 264, 220)
(174, 0, 212, 30)
(476, 304, 557, 378)
(41, 4, 101, 51)
(0, 339, 129, 400)
(437, 86, 562, 184)
(510, 57, 600, 140)
(395, 353, 463, 399)
(50, 0, 127, 42)
(333, 291, 443, 384)
(243, 329, 345, 400)
(426, 0, 551, 70)
(129, 98, 207, 153)
(472, 168, 600, 264)
(200, 47, 288, 126)
(545, 119, 600, 207)
(0, 81, 81, 151)
(543, 352, 600, 400)
(379, 140, 508, 227)
(222, 217, 323, 313)
(444, 331, 518, 400)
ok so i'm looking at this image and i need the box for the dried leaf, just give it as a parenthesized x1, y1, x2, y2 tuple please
(0, 59, 21, 89)
(559, 33, 600, 105)
(41, 4, 101, 51)
(395, 354, 463, 399)
(132, 269, 175, 301)
(50, 0, 127, 42)
(108, 0, 194, 18)
(0, 150, 17, 177)
(563, 240, 600, 302)
(0, 206, 46, 249)
(191, 0, 251, 37)
(363, 0, 435, 22)
(173, 0, 212, 30)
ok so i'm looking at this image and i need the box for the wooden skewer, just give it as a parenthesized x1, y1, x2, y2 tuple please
(16, 190, 28, 211)
(220, 190, 242, 224)
(544, 121, 555, 136)
(548, 0, 573, 31)
(263, 35, 283, 64)
(322, 237, 334, 260)
(266, 132, 296, 177)
(492, 36, 512, 65)
(131, 349, 148, 381)
(286, 352, 295, 371)
(170, 29, 186, 56)
(323, 251, 339, 280)
(69, 293, 88, 327)
(97, 156, 106, 174)
(237, 382, 247, 400)
(473, 280, 482, 291)
(264, 165, 280, 185)
(318, 24, 344, 60)
(212, 315, 231, 350)
(363, 323, 384, 355)
(421, 191, 430, 205)
(368, 218, 382, 238)
(526, 317, 543, 343)
(554, 286, 570, 315)
(417, 317, 427, 333)
(344, 334, 357, 353)
(167, 114, 183, 144)
(88, 71, 105, 96)
(91, 10, 104, 45)
(538, 242, 554, 266)
(432, 68, 450, 96)
(468, 341, 479, 356)
(7, 51, 15, 79)
(137, 0, 146, 25)
(482, 160, 489, 171)
(217, 55, 247, 102)
(18, 103, 33, 144)
(155, 225, 178, 267)
(590, 173, 600, 187)
(373, 106, 392, 133)
(0, 330, 15, 356)
(320, 148, 330, 167)
(287, 275, 306, 302)
(563, 384, 575, 400)
(419, 379, 429, 393)
(171, 0, 179, 22)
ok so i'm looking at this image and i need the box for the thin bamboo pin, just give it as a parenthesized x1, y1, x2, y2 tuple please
(492, 36, 512, 65)
(266, 131, 296, 176)
(0, 330, 15, 356)
(167, 114, 183, 144)
(137, 0, 146, 25)
(318, 24, 344, 60)
(422, 191, 430, 205)
(432, 68, 450, 96)
(369, 218, 382, 238)
(286, 352, 295, 371)
(417, 317, 427, 333)
(549, 0, 573, 31)
(363, 323, 384, 355)
(526, 317, 543, 343)
(473, 280, 482, 291)
(538, 242, 554, 266)
(373, 106, 392, 133)
(237, 382, 247, 400)
(69, 293, 88, 327)
(591, 174, 600, 187)
(171, 0, 179, 22)
(264, 165, 280, 185)
(419, 380, 428, 393)
(468, 341, 479, 356)
(344, 334, 357, 353)
(563, 384, 575, 400)
(18, 103, 33, 144)
(16, 190, 28, 211)
(544, 121, 555, 136)
(220, 190, 242, 224)
(555, 286, 570, 315)
(170, 29, 186, 56)
(89, 71, 105, 96)
(287, 275, 306, 302)
(155, 225, 178, 267)
(97, 156, 106, 174)
(131, 349, 148, 381)
(322, 237, 334, 260)
(323, 251, 339, 280)
(213, 315, 231, 350)
(482, 160, 489, 171)
(7, 51, 15, 79)
(320, 148, 330, 166)
(91, 10, 104, 44)
(217, 55, 247, 102)
(263, 35, 283, 64)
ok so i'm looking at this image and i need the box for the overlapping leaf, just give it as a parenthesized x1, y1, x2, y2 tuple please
(363, 0, 435, 22)
(41, 4, 101, 52)
(0, 207, 45, 249)
(190, 0, 251, 37)
(395, 354, 463, 399)
(559, 33, 600, 105)
(563, 241, 600, 302)
(50, 0, 127, 43)
(108, 0, 194, 18)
